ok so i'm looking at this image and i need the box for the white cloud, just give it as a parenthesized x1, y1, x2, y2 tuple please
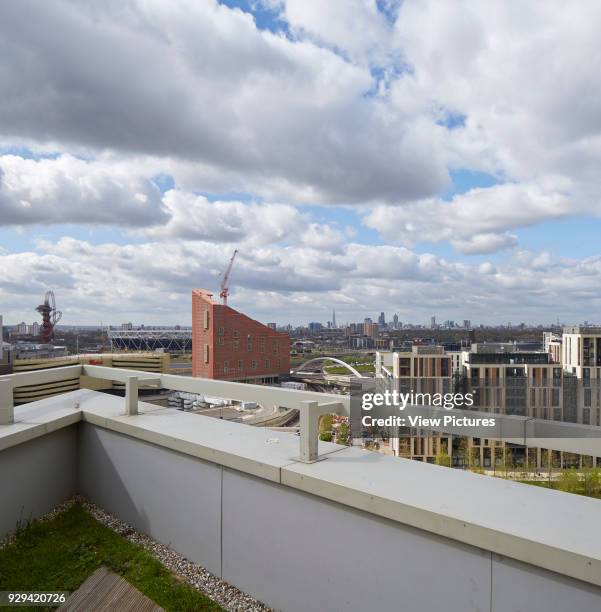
(0, 154, 165, 226)
(2, 1, 601, 323)
(144, 190, 303, 244)
(269, 0, 394, 65)
(299, 223, 346, 251)
(392, 1, 601, 182)
(0, 154, 348, 248)
(0, 0, 448, 205)
(3, 238, 601, 325)
(452, 233, 517, 256)
(364, 181, 573, 253)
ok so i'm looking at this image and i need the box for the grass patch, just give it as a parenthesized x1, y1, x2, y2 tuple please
(324, 364, 374, 374)
(518, 479, 601, 499)
(0, 503, 222, 612)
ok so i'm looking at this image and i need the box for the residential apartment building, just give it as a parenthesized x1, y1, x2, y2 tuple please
(192, 289, 290, 384)
(562, 325, 601, 379)
(381, 346, 453, 463)
(378, 340, 601, 469)
(391, 345, 451, 379)
(543, 331, 562, 363)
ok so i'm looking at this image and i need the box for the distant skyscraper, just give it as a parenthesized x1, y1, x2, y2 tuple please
(364, 322, 378, 339)
(430, 316, 436, 329)
(393, 313, 399, 329)
(332, 309, 337, 329)
(378, 312, 386, 326)
(463, 319, 471, 330)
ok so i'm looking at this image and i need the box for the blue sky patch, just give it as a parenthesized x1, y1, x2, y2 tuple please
(218, 0, 289, 34)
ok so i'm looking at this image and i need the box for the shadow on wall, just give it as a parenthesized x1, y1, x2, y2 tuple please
(76, 422, 222, 575)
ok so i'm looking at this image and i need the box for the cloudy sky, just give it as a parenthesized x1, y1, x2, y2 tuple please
(1, 0, 601, 327)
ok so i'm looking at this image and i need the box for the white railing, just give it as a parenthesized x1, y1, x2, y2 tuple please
(83, 365, 348, 463)
(4, 364, 601, 461)
(1, 364, 348, 462)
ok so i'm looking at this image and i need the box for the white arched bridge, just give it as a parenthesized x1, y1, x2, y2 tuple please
(291, 356, 367, 380)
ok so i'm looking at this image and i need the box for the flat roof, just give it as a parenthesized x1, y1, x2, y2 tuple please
(563, 326, 601, 334)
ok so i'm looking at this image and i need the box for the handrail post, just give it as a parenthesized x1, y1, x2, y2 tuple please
(0, 378, 14, 425)
(296, 400, 344, 463)
(299, 400, 319, 462)
(125, 376, 139, 416)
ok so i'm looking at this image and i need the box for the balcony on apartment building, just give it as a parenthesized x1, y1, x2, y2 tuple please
(1, 364, 601, 611)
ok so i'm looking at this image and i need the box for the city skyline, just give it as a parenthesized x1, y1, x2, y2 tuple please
(2, 1, 601, 325)
(2, 311, 593, 331)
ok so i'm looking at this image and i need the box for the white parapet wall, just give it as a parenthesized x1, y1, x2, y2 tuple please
(1, 386, 601, 611)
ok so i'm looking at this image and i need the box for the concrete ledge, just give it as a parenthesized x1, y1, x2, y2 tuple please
(0, 391, 82, 452)
(80, 392, 344, 483)
(282, 446, 601, 588)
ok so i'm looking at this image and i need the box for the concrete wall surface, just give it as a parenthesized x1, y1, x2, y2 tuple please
(222, 468, 491, 612)
(77, 423, 222, 576)
(0, 426, 77, 537)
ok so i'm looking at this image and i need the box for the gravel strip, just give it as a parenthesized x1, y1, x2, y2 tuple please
(1, 496, 272, 612)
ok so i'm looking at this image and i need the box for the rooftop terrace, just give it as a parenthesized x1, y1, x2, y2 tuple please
(1, 365, 601, 611)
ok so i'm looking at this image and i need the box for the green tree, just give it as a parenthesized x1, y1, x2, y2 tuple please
(582, 467, 601, 497)
(319, 414, 334, 434)
(456, 437, 469, 468)
(319, 414, 334, 442)
(337, 422, 350, 446)
(545, 449, 560, 488)
(557, 468, 580, 494)
(435, 448, 451, 468)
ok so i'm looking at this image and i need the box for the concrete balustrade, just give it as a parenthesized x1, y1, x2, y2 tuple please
(0, 385, 601, 611)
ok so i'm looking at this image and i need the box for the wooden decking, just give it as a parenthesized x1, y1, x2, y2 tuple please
(59, 567, 164, 612)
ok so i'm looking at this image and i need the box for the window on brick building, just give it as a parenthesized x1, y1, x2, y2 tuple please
(259, 337, 266, 353)
(233, 329, 239, 338)
(233, 340, 239, 351)
(203, 310, 209, 330)
(251, 360, 258, 369)
(223, 361, 229, 374)
(217, 326, 224, 335)
(272, 339, 279, 354)
(204, 344, 209, 363)
(247, 335, 253, 351)
(238, 360, 244, 371)
(265, 359, 270, 369)
(217, 336, 224, 346)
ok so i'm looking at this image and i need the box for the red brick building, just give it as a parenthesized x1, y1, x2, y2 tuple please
(192, 289, 290, 383)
